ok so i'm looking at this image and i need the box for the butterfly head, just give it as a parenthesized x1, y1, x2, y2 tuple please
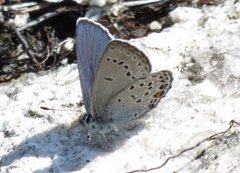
(80, 113, 119, 144)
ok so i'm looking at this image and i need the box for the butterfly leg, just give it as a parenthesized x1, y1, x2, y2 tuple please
(111, 124, 120, 136)
(97, 131, 108, 143)
(87, 129, 92, 141)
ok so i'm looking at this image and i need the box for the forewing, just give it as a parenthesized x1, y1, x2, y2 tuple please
(90, 40, 152, 118)
(105, 70, 172, 123)
(76, 18, 113, 113)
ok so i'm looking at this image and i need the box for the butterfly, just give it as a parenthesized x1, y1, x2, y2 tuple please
(75, 18, 172, 143)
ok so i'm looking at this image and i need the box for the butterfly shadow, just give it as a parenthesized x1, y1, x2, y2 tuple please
(0, 118, 145, 173)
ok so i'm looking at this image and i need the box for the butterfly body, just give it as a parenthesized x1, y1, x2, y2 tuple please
(76, 18, 173, 143)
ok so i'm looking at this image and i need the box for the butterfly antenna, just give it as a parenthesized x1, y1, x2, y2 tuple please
(40, 106, 84, 113)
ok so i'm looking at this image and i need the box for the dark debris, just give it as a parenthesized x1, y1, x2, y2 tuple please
(0, 0, 222, 82)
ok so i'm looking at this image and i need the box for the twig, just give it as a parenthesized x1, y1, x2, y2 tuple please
(126, 120, 240, 173)
(17, 2, 51, 14)
(1, 2, 37, 11)
(17, 7, 71, 31)
(13, 7, 79, 68)
(122, 0, 172, 7)
(14, 27, 39, 65)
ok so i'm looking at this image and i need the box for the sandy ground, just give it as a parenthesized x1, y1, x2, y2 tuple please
(1, 0, 240, 173)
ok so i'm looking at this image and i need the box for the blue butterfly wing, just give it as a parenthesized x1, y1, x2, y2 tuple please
(76, 18, 113, 113)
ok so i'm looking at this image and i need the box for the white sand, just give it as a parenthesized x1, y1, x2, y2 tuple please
(1, 1, 240, 172)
